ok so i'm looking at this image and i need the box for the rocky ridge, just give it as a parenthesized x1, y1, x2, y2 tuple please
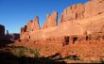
(15, 0, 104, 62)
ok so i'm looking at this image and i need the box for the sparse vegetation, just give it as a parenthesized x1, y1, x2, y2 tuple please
(11, 46, 40, 58)
(29, 48, 40, 58)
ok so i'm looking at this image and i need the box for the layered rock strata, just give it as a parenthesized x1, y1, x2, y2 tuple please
(18, 0, 104, 60)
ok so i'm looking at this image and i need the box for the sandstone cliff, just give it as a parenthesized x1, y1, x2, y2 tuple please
(20, 0, 104, 41)
(61, 3, 85, 22)
(61, 0, 104, 22)
(15, 0, 104, 61)
(42, 11, 58, 29)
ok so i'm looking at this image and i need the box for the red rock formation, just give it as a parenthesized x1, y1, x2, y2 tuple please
(20, 16, 40, 40)
(16, 0, 104, 61)
(84, 0, 104, 18)
(26, 16, 40, 32)
(61, 3, 85, 22)
(61, 0, 104, 22)
(33, 16, 40, 30)
(20, 0, 104, 40)
(21, 25, 27, 33)
(42, 11, 58, 28)
(22, 16, 40, 32)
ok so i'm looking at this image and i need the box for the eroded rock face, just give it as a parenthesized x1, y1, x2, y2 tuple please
(42, 11, 58, 29)
(20, 0, 104, 41)
(61, 3, 85, 22)
(33, 16, 40, 30)
(21, 16, 40, 33)
(21, 25, 27, 34)
(20, 16, 40, 39)
(61, 0, 104, 22)
(84, 0, 104, 18)
(26, 17, 40, 32)
(18, 0, 104, 60)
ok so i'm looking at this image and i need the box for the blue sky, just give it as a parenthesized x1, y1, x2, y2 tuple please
(0, 0, 88, 33)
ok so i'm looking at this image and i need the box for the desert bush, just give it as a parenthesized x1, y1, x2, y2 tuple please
(11, 46, 40, 58)
(29, 48, 40, 58)
(12, 46, 28, 57)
